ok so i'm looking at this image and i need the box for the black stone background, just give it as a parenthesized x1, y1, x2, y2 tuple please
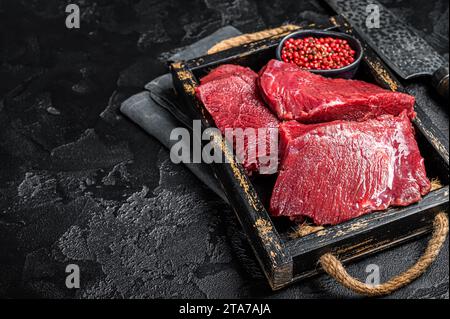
(0, 0, 448, 299)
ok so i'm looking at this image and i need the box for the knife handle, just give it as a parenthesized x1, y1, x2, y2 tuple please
(432, 66, 449, 100)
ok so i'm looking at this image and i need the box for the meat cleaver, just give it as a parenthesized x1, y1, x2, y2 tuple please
(324, 0, 449, 99)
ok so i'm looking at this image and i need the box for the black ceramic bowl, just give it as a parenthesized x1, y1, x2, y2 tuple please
(276, 30, 364, 79)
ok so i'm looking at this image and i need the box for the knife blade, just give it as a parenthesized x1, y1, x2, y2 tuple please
(324, 0, 449, 99)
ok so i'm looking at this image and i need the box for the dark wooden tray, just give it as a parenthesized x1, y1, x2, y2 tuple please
(170, 16, 449, 290)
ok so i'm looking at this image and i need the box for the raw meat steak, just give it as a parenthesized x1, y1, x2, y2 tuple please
(200, 64, 257, 85)
(258, 59, 416, 123)
(196, 65, 279, 174)
(270, 112, 431, 225)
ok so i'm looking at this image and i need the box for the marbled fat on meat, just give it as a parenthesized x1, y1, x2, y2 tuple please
(270, 112, 431, 225)
(259, 59, 416, 123)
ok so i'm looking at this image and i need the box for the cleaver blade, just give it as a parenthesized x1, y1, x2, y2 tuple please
(324, 0, 449, 99)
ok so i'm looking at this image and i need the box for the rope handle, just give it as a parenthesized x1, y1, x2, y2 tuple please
(207, 24, 300, 55)
(320, 212, 449, 297)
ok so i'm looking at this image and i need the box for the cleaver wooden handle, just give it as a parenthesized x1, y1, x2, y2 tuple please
(432, 66, 449, 100)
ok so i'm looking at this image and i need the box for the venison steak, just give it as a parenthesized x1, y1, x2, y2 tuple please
(259, 59, 416, 123)
(196, 65, 279, 174)
(270, 112, 430, 225)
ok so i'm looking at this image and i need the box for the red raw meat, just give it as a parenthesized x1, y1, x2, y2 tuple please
(200, 64, 257, 85)
(259, 59, 416, 123)
(196, 65, 279, 174)
(270, 112, 431, 225)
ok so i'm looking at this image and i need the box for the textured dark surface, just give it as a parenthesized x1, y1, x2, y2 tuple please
(0, 0, 448, 299)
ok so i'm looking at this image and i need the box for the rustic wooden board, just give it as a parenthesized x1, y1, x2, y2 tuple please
(170, 16, 449, 290)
